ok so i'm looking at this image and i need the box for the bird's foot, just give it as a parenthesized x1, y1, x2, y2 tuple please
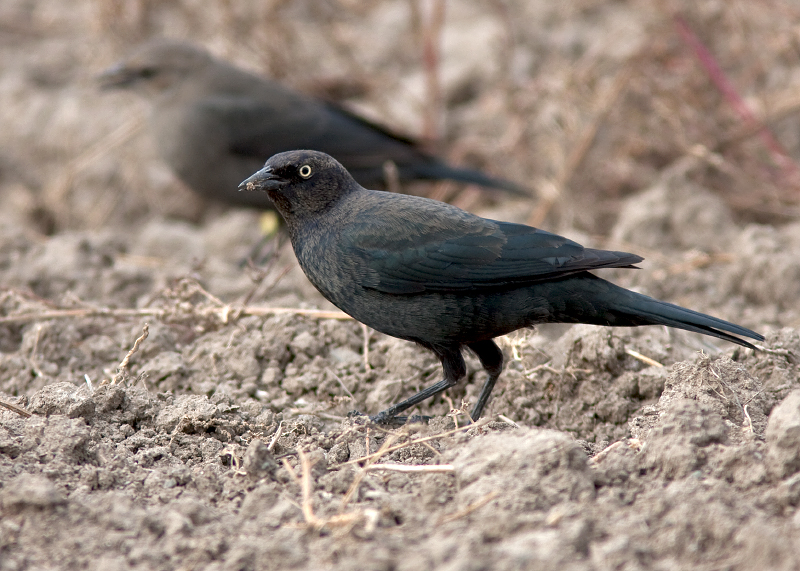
(347, 410, 430, 426)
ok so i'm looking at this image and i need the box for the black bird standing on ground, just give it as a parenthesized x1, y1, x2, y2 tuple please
(100, 40, 526, 211)
(240, 150, 764, 423)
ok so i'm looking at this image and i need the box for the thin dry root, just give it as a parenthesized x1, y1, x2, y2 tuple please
(111, 323, 149, 385)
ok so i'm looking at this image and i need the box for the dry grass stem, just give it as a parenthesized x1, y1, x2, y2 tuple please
(361, 323, 372, 370)
(328, 369, 355, 400)
(0, 399, 32, 418)
(28, 324, 44, 378)
(343, 417, 491, 466)
(289, 449, 374, 532)
(44, 116, 144, 229)
(340, 432, 401, 512)
(0, 304, 351, 325)
(674, 14, 798, 177)
(497, 414, 519, 428)
(667, 252, 735, 276)
(364, 463, 454, 473)
(438, 491, 499, 524)
(111, 323, 149, 385)
(267, 421, 283, 452)
(625, 349, 664, 368)
(588, 440, 625, 465)
(525, 364, 592, 378)
(419, 0, 446, 144)
(298, 449, 319, 526)
(527, 64, 632, 227)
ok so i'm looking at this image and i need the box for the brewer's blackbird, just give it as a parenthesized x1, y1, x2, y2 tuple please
(240, 150, 764, 423)
(100, 40, 526, 210)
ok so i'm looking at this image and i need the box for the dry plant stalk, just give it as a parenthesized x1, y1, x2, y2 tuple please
(44, 117, 145, 229)
(343, 417, 491, 466)
(267, 421, 283, 452)
(438, 490, 499, 524)
(589, 438, 642, 466)
(526, 64, 633, 228)
(0, 302, 351, 325)
(110, 323, 149, 385)
(340, 432, 402, 511)
(625, 349, 663, 368)
(497, 414, 519, 428)
(284, 449, 369, 533)
(364, 463, 454, 473)
(0, 399, 32, 418)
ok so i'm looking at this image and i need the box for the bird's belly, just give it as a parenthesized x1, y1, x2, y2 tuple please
(295, 240, 550, 345)
(326, 286, 540, 345)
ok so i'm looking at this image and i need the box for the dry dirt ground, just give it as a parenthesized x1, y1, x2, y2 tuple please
(4, 1, 800, 570)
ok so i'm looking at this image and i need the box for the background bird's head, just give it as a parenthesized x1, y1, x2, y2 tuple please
(98, 39, 214, 98)
(239, 150, 357, 221)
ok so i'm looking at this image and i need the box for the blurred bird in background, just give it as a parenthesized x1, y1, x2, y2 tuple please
(99, 39, 527, 220)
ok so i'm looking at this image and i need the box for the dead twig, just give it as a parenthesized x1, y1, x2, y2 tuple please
(525, 363, 592, 378)
(340, 432, 401, 511)
(445, 397, 474, 428)
(625, 349, 664, 368)
(342, 417, 491, 466)
(364, 463, 454, 473)
(360, 323, 372, 370)
(328, 369, 355, 400)
(298, 449, 319, 527)
(111, 323, 149, 385)
(28, 324, 44, 378)
(0, 304, 351, 325)
(527, 64, 632, 227)
(267, 421, 283, 452)
(285, 448, 375, 532)
(497, 414, 519, 428)
(439, 491, 499, 524)
(0, 399, 32, 418)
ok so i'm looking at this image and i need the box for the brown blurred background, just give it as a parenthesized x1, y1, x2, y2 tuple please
(3, 0, 800, 237)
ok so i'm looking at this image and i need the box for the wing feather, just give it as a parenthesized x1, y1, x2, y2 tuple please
(351, 212, 642, 294)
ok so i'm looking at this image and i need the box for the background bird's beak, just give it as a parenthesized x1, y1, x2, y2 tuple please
(238, 167, 287, 193)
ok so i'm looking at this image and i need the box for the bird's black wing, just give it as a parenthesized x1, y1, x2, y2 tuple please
(348, 201, 642, 294)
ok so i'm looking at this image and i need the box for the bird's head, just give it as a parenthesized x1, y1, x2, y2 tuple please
(239, 150, 358, 221)
(98, 40, 214, 97)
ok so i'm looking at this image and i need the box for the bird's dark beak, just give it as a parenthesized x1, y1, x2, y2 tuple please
(239, 166, 287, 193)
(96, 64, 137, 90)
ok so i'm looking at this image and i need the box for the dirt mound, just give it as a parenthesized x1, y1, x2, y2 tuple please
(2, 338, 800, 569)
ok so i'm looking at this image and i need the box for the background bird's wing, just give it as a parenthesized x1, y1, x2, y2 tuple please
(350, 213, 642, 294)
(200, 94, 422, 168)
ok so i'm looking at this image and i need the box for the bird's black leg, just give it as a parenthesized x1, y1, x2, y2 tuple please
(467, 339, 504, 420)
(370, 346, 465, 424)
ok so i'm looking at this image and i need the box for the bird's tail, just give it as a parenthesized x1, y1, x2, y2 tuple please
(542, 274, 763, 349)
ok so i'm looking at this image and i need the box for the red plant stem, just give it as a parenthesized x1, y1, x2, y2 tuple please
(674, 14, 797, 176)
(421, 0, 446, 145)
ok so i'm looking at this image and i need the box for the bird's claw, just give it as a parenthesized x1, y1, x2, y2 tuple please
(347, 410, 430, 426)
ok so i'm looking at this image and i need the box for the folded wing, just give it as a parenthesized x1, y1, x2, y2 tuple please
(353, 213, 642, 294)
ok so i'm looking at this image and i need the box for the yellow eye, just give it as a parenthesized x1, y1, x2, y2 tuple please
(299, 165, 312, 178)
